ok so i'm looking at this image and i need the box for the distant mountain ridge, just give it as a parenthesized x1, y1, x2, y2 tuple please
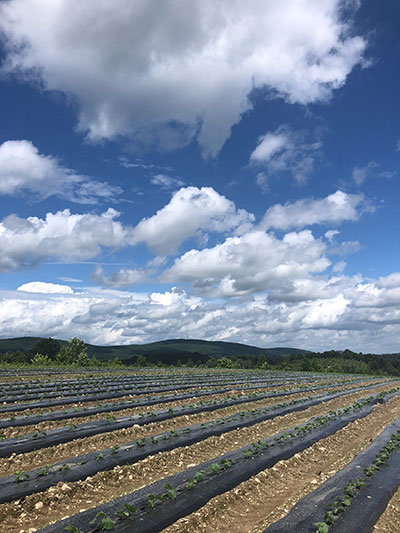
(0, 336, 311, 361)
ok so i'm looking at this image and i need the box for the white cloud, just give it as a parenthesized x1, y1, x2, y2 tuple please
(1, 271, 399, 352)
(0, 208, 129, 272)
(352, 161, 394, 185)
(0, 1, 366, 155)
(329, 240, 361, 255)
(150, 174, 185, 190)
(325, 229, 340, 242)
(162, 229, 330, 297)
(0, 187, 253, 272)
(250, 131, 288, 162)
(260, 190, 366, 231)
(131, 187, 254, 255)
(17, 281, 74, 294)
(332, 260, 347, 273)
(250, 126, 322, 185)
(0, 140, 121, 203)
(90, 265, 148, 289)
(352, 161, 378, 185)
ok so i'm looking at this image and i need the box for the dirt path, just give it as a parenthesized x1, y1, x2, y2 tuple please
(0, 386, 397, 533)
(163, 395, 400, 533)
(373, 485, 400, 532)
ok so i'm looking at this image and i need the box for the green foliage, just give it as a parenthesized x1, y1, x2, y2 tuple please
(216, 357, 237, 369)
(64, 526, 83, 533)
(134, 355, 147, 367)
(31, 337, 60, 360)
(30, 353, 52, 366)
(313, 523, 330, 533)
(89, 511, 115, 529)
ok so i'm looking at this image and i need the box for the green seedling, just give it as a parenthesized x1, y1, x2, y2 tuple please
(185, 480, 195, 490)
(38, 464, 52, 476)
(64, 525, 83, 533)
(313, 522, 329, 533)
(95, 452, 104, 460)
(147, 494, 156, 509)
(14, 470, 30, 483)
(164, 483, 176, 500)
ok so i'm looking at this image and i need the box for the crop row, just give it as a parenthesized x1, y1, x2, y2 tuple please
(1, 370, 398, 533)
(37, 389, 400, 532)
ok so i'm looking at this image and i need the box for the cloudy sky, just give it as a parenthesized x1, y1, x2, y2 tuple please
(0, 0, 399, 352)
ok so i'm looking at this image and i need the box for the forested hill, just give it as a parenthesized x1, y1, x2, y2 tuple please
(1, 337, 400, 375)
(0, 336, 309, 363)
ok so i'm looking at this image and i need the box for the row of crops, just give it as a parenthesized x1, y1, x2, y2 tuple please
(0, 368, 399, 532)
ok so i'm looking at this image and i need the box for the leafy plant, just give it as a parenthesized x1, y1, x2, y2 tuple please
(64, 525, 83, 533)
(14, 470, 30, 483)
(164, 483, 176, 500)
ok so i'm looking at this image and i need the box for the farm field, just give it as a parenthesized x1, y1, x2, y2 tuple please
(1, 369, 400, 532)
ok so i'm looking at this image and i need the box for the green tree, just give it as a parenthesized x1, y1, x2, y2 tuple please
(216, 357, 236, 369)
(55, 337, 88, 365)
(31, 353, 52, 366)
(135, 355, 147, 367)
(31, 338, 60, 360)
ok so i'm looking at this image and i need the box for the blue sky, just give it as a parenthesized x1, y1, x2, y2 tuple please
(0, 0, 399, 352)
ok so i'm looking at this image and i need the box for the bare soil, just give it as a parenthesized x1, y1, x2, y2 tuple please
(373, 485, 400, 532)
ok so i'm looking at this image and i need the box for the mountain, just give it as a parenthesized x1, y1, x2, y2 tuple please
(0, 336, 310, 362)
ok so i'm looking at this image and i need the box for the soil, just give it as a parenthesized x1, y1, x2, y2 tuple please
(373, 485, 400, 532)
(0, 384, 397, 532)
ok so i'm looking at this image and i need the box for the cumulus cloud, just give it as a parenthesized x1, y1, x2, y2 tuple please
(250, 126, 322, 187)
(17, 281, 74, 294)
(131, 187, 254, 255)
(260, 190, 366, 231)
(90, 265, 148, 289)
(0, 208, 129, 272)
(1, 272, 399, 352)
(0, 1, 366, 155)
(162, 229, 330, 297)
(0, 140, 121, 203)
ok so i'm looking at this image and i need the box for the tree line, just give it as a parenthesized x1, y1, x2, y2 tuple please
(0, 338, 399, 377)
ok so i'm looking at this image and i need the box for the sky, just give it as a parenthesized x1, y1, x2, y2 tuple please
(0, 0, 399, 353)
